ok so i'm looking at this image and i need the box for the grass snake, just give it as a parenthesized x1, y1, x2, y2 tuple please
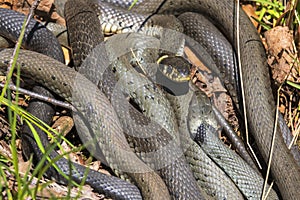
(0, 0, 299, 199)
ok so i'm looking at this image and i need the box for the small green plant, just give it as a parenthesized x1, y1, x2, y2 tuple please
(128, 0, 139, 10)
(251, 0, 285, 30)
(251, 0, 300, 30)
(287, 80, 300, 90)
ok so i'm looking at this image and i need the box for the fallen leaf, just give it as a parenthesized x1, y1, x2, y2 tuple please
(242, 4, 259, 29)
(52, 116, 74, 136)
(265, 26, 294, 57)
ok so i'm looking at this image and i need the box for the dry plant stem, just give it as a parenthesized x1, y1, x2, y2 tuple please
(288, 104, 300, 149)
(289, 121, 300, 149)
(130, 48, 147, 75)
(287, 0, 298, 27)
(0, 83, 75, 111)
(262, 87, 281, 200)
(263, 181, 274, 200)
(261, 19, 299, 196)
(284, 46, 299, 148)
(237, 0, 262, 169)
(289, 93, 294, 133)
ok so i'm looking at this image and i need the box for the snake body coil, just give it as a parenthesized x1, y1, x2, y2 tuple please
(129, 1, 300, 199)
(0, 0, 299, 199)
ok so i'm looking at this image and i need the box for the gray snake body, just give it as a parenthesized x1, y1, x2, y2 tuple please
(129, 1, 300, 199)
(103, 32, 278, 199)
(0, 0, 299, 199)
(0, 5, 146, 200)
(65, 1, 203, 198)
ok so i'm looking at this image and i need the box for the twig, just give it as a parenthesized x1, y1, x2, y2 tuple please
(263, 181, 274, 200)
(262, 86, 281, 200)
(130, 48, 148, 75)
(236, 0, 262, 169)
(289, 120, 300, 149)
(0, 83, 75, 111)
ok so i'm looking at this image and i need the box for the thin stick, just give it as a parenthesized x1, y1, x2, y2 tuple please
(236, 0, 262, 169)
(0, 83, 75, 111)
(262, 86, 280, 199)
(130, 48, 150, 77)
(289, 120, 300, 149)
(263, 181, 274, 200)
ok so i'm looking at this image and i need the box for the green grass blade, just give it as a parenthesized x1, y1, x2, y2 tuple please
(286, 81, 300, 89)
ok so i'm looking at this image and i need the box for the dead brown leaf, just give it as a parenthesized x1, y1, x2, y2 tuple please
(242, 4, 260, 29)
(265, 26, 294, 57)
(52, 115, 74, 136)
(27, 0, 54, 13)
(265, 26, 298, 84)
(0, 0, 13, 9)
(185, 46, 239, 131)
(6, 0, 66, 25)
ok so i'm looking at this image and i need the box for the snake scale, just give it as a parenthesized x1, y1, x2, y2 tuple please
(0, 0, 299, 199)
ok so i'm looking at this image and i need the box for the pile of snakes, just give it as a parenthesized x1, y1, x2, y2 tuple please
(0, 0, 299, 199)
